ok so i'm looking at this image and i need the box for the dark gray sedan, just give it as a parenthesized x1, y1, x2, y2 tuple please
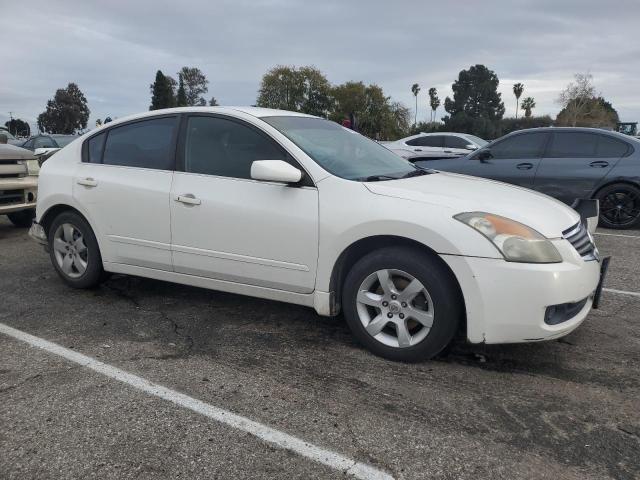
(414, 127, 640, 229)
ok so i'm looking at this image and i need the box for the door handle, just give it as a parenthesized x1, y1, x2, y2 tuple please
(414, 148, 423, 152)
(516, 162, 534, 170)
(77, 177, 98, 187)
(175, 194, 201, 206)
(589, 160, 609, 168)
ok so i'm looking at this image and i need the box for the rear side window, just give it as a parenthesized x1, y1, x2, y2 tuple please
(34, 136, 57, 149)
(102, 117, 178, 170)
(183, 116, 288, 179)
(489, 132, 548, 159)
(87, 132, 106, 163)
(548, 132, 598, 158)
(596, 136, 629, 158)
(444, 136, 471, 149)
(406, 136, 443, 147)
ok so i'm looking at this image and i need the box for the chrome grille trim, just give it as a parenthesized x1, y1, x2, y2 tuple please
(563, 221, 598, 261)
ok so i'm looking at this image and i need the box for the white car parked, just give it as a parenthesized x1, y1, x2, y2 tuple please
(382, 132, 488, 159)
(31, 107, 607, 361)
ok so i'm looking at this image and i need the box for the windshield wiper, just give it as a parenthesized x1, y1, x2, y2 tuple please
(358, 175, 399, 182)
(400, 168, 429, 178)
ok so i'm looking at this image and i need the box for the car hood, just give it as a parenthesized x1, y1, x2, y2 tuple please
(364, 171, 580, 238)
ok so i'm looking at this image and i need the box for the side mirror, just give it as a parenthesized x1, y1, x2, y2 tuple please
(251, 160, 302, 184)
(465, 144, 477, 151)
(476, 148, 492, 162)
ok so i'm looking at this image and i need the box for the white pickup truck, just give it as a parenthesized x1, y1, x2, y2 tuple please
(0, 138, 40, 227)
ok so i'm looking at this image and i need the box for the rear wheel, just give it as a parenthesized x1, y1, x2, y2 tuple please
(342, 247, 463, 362)
(48, 211, 105, 288)
(7, 209, 35, 228)
(596, 183, 640, 229)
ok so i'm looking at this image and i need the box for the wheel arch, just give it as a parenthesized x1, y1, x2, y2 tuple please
(591, 178, 640, 199)
(328, 235, 467, 337)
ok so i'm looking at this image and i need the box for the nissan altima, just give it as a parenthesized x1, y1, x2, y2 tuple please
(30, 107, 606, 361)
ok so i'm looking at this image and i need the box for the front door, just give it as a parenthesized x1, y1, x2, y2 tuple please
(170, 114, 319, 293)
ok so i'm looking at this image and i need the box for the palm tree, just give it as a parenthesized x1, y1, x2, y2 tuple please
(513, 83, 524, 118)
(521, 97, 536, 118)
(428, 87, 440, 122)
(411, 83, 421, 125)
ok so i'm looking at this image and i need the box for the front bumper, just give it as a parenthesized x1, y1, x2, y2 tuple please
(0, 176, 38, 214)
(441, 240, 602, 344)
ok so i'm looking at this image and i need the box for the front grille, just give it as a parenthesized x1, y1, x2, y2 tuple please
(0, 160, 27, 178)
(0, 190, 24, 206)
(563, 221, 597, 260)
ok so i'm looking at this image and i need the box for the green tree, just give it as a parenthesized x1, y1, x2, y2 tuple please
(37, 83, 90, 134)
(209, 96, 219, 106)
(149, 70, 176, 110)
(521, 96, 536, 118)
(411, 83, 420, 125)
(256, 65, 332, 116)
(442, 65, 505, 138)
(555, 73, 619, 128)
(428, 87, 440, 122)
(176, 75, 188, 107)
(4, 119, 30, 137)
(513, 82, 524, 118)
(330, 81, 409, 139)
(179, 66, 209, 106)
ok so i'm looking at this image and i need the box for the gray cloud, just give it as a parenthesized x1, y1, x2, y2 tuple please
(1, 0, 639, 132)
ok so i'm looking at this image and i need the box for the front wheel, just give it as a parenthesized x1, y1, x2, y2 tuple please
(342, 247, 463, 362)
(596, 183, 640, 229)
(48, 211, 105, 289)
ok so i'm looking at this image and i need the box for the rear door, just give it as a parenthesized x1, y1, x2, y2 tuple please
(405, 135, 444, 155)
(73, 116, 178, 270)
(534, 131, 626, 204)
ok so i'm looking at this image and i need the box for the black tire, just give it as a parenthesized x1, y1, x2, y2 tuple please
(48, 211, 105, 289)
(596, 183, 640, 229)
(7, 209, 35, 228)
(342, 247, 463, 362)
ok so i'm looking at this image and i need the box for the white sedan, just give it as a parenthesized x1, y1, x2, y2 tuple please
(30, 107, 605, 361)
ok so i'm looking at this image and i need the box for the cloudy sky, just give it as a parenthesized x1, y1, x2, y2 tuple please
(1, 0, 639, 133)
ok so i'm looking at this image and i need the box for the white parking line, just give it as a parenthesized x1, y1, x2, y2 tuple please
(603, 288, 640, 298)
(594, 232, 640, 239)
(0, 322, 393, 480)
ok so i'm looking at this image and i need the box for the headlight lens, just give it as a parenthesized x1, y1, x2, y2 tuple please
(454, 212, 562, 263)
(26, 159, 40, 175)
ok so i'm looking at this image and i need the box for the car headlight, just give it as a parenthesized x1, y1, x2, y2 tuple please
(26, 159, 40, 175)
(454, 212, 562, 263)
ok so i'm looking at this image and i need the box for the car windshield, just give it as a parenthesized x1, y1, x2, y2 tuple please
(463, 134, 488, 147)
(53, 135, 77, 147)
(262, 116, 418, 181)
(1, 129, 16, 140)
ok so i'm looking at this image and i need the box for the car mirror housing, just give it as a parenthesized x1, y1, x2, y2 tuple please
(476, 149, 492, 162)
(465, 144, 477, 150)
(251, 160, 302, 184)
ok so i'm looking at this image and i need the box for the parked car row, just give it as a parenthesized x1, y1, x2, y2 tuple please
(381, 132, 487, 160)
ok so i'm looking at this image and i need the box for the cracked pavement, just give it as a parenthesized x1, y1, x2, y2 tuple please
(1, 217, 639, 479)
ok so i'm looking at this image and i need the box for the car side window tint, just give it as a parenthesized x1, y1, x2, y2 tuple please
(102, 117, 177, 170)
(22, 139, 34, 149)
(445, 136, 470, 149)
(548, 132, 597, 158)
(490, 132, 548, 159)
(184, 116, 288, 179)
(87, 132, 106, 163)
(405, 137, 422, 146)
(34, 137, 56, 149)
(596, 136, 628, 158)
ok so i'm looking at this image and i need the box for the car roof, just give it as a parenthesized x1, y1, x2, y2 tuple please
(0, 143, 37, 160)
(504, 126, 630, 139)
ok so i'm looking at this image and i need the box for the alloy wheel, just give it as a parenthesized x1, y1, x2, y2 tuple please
(600, 188, 640, 227)
(52, 223, 88, 279)
(355, 269, 435, 348)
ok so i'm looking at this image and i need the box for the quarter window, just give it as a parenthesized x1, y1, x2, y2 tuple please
(87, 132, 106, 163)
(595, 136, 629, 158)
(489, 132, 549, 159)
(183, 116, 288, 179)
(102, 116, 178, 170)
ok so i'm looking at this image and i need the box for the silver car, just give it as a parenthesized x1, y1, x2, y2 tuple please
(382, 132, 488, 159)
